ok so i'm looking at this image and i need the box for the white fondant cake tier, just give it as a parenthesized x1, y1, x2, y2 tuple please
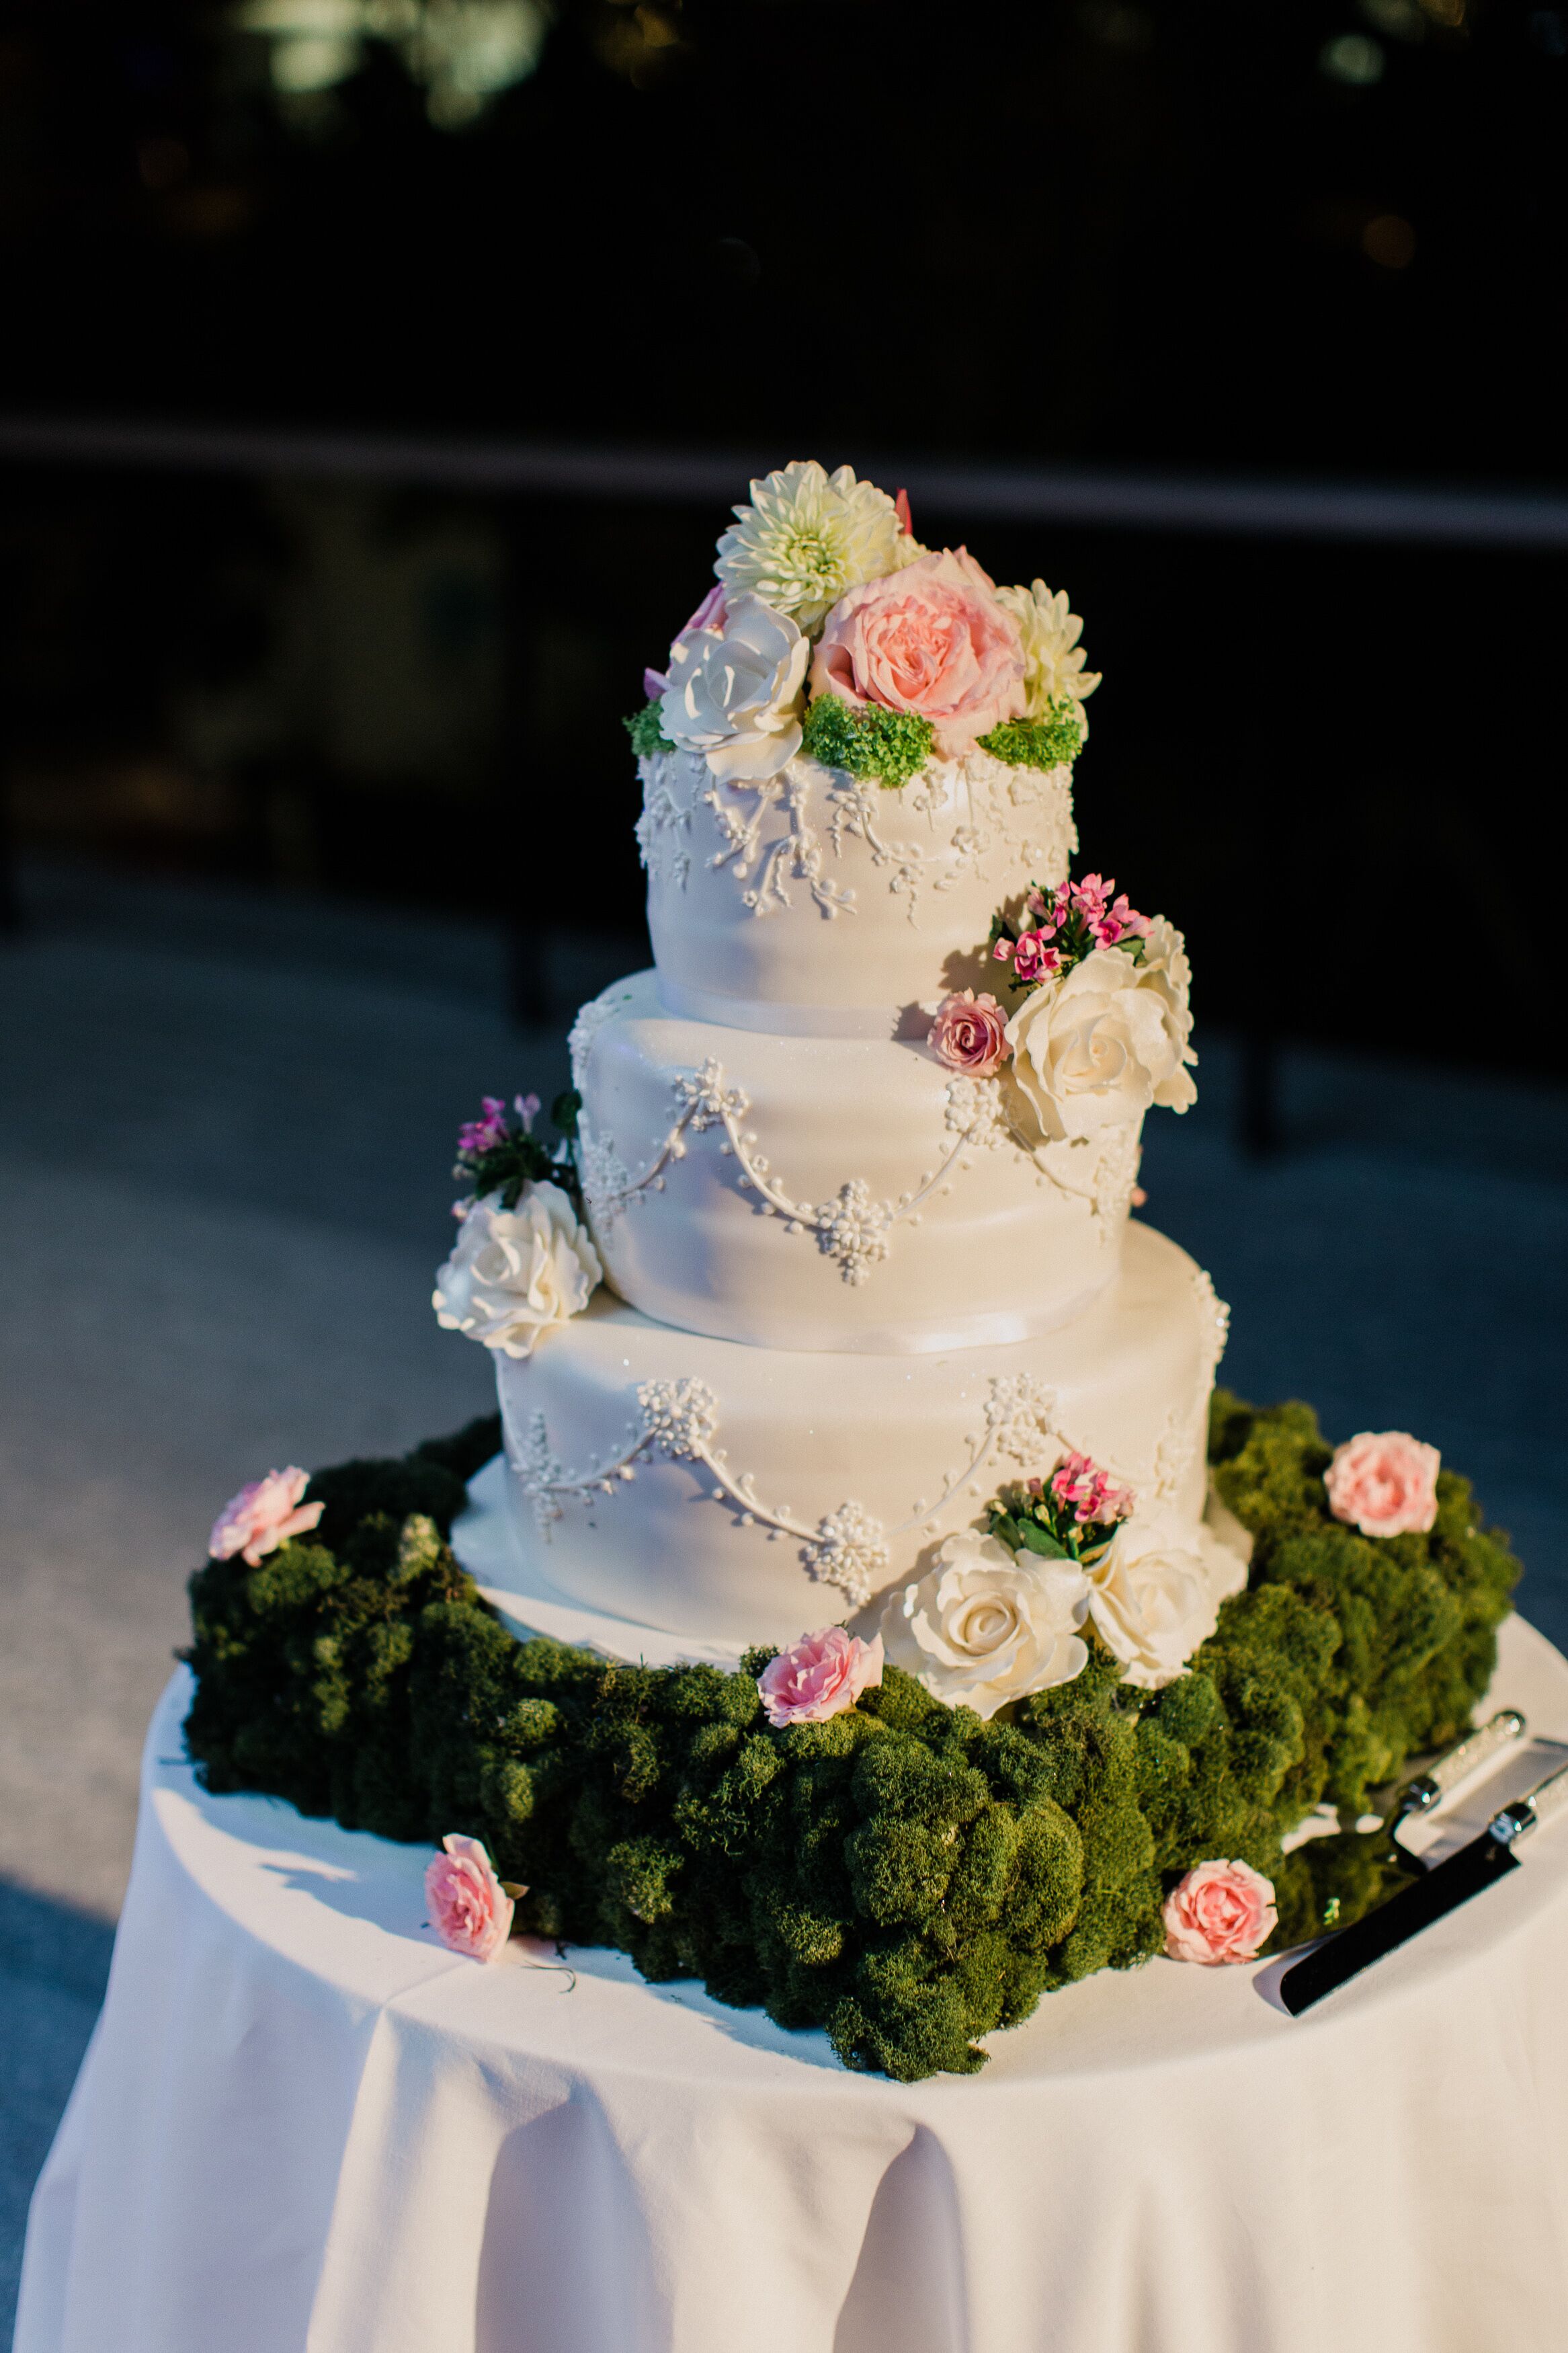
(638, 744, 1075, 1035)
(493, 1220, 1227, 1649)
(572, 971, 1138, 1352)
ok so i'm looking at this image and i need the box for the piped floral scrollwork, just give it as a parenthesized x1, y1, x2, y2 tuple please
(513, 1371, 1098, 1607)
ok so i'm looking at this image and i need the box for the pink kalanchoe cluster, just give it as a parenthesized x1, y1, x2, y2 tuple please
(1047, 1449, 1136, 1529)
(424, 1833, 516, 1962)
(926, 989, 1010, 1077)
(993, 873, 1150, 989)
(457, 1096, 511, 1158)
(1162, 1859, 1278, 1966)
(209, 1467, 323, 1567)
(757, 1627, 884, 1728)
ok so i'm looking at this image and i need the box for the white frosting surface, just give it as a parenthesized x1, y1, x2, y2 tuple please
(638, 744, 1075, 1031)
(493, 1220, 1225, 1648)
(573, 971, 1139, 1353)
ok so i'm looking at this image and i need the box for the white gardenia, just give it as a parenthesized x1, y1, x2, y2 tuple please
(1085, 1509, 1248, 1690)
(995, 580, 1102, 738)
(880, 1529, 1090, 1720)
(714, 460, 923, 634)
(1005, 919, 1198, 1144)
(434, 1181, 602, 1359)
(658, 593, 810, 785)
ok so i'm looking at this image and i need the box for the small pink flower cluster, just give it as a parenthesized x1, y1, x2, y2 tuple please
(1046, 1449, 1135, 1529)
(926, 988, 1009, 1077)
(992, 873, 1150, 990)
(756, 1626, 884, 1727)
(456, 1092, 541, 1163)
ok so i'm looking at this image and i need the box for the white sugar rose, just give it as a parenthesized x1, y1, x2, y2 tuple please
(1005, 919, 1197, 1143)
(434, 1181, 602, 1359)
(1085, 1509, 1247, 1690)
(658, 592, 809, 785)
(880, 1529, 1089, 1720)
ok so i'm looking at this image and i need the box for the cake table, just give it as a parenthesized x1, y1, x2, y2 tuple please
(17, 1613, 1568, 2353)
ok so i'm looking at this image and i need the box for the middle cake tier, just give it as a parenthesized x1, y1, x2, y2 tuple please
(571, 970, 1145, 1353)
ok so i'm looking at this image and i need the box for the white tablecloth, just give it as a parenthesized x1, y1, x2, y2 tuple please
(17, 1618, 1568, 2353)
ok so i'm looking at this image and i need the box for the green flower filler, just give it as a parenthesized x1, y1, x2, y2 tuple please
(183, 1393, 1518, 2082)
(624, 701, 675, 757)
(801, 692, 935, 789)
(977, 700, 1085, 770)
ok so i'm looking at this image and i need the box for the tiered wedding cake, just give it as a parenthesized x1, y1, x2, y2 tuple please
(438, 461, 1245, 1703)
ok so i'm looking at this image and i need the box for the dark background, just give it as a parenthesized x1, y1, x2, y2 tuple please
(1, 0, 1564, 1066)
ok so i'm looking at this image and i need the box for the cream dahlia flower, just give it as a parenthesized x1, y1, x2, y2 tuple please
(714, 461, 922, 634)
(995, 580, 1102, 737)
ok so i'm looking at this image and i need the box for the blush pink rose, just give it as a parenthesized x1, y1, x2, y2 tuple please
(643, 582, 729, 702)
(757, 1627, 884, 1728)
(810, 548, 1026, 758)
(1163, 1859, 1278, 1965)
(424, 1833, 516, 1962)
(927, 989, 1009, 1077)
(1323, 1430, 1441, 1537)
(209, 1467, 324, 1566)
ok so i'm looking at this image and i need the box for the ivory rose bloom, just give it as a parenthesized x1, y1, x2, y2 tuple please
(810, 548, 1026, 759)
(881, 1529, 1089, 1720)
(1324, 1431, 1441, 1537)
(927, 989, 1009, 1078)
(1085, 1509, 1247, 1690)
(1005, 917, 1197, 1144)
(209, 1467, 323, 1566)
(659, 592, 809, 784)
(643, 582, 727, 703)
(1163, 1859, 1277, 1966)
(434, 1181, 602, 1359)
(757, 1626, 884, 1728)
(425, 1834, 515, 1962)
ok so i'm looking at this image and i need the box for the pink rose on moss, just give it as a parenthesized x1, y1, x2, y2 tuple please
(209, 1468, 323, 1566)
(757, 1627, 884, 1728)
(643, 582, 729, 702)
(1163, 1859, 1277, 1965)
(425, 1833, 516, 1962)
(810, 548, 1026, 758)
(927, 989, 1009, 1078)
(1324, 1431, 1440, 1538)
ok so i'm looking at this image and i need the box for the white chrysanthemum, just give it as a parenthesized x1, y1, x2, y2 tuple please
(995, 580, 1102, 737)
(715, 460, 922, 634)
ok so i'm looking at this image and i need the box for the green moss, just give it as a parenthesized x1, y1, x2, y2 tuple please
(976, 701, 1084, 770)
(801, 692, 935, 788)
(624, 701, 675, 757)
(183, 1395, 1519, 2082)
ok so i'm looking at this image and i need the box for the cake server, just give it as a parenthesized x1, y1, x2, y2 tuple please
(1380, 1707, 1527, 1856)
(1280, 1753, 1568, 2016)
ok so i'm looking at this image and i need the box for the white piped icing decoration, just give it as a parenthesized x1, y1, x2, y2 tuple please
(513, 1370, 1096, 1607)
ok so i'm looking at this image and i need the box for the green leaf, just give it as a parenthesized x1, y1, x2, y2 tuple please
(1016, 1521, 1071, 1560)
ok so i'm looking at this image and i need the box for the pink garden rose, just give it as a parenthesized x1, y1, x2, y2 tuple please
(810, 547, 1026, 758)
(424, 1833, 516, 1962)
(757, 1627, 884, 1728)
(209, 1467, 323, 1566)
(643, 582, 729, 702)
(1163, 1859, 1278, 1966)
(927, 989, 1009, 1078)
(1324, 1431, 1441, 1538)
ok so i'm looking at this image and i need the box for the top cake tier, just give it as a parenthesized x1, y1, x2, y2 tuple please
(639, 744, 1077, 1037)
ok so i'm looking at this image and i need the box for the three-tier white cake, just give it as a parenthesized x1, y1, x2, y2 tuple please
(443, 462, 1241, 1696)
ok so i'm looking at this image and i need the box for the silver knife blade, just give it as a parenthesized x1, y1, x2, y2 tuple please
(1280, 1756, 1568, 2016)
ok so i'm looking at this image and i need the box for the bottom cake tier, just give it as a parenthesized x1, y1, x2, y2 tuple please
(492, 1219, 1229, 1647)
